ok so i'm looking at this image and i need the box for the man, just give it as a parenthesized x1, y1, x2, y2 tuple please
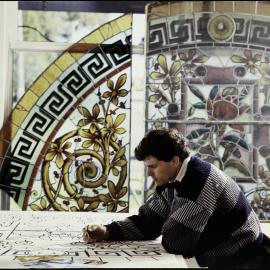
(82, 128, 270, 269)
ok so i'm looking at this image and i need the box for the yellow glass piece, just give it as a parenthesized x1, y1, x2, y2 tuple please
(111, 21, 121, 34)
(11, 109, 28, 132)
(9, 122, 21, 139)
(257, 1, 270, 16)
(215, 1, 233, 12)
(83, 29, 104, 44)
(43, 64, 62, 83)
(10, 95, 36, 135)
(170, 1, 193, 16)
(17, 91, 38, 111)
(30, 76, 50, 96)
(147, 3, 169, 20)
(116, 13, 132, 31)
(69, 51, 83, 60)
(234, 1, 256, 14)
(55, 53, 76, 71)
(99, 21, 120, 40)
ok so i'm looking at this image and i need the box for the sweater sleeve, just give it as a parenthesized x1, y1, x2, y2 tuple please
(105, 191, 170, 241)
(161, 196, 211, 258)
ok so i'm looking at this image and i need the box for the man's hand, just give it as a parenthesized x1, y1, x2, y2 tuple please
(82, 224, 109, 243)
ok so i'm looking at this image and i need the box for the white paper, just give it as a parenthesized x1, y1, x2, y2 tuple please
(0, 211, 188, 268)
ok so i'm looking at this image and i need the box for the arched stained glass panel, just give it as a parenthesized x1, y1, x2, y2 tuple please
(0, 13, 132, 212)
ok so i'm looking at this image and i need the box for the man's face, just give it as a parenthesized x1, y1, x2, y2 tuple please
(144, 155, 181, 187)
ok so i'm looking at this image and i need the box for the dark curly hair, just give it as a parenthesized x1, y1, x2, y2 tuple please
(135, 128, 190, 162)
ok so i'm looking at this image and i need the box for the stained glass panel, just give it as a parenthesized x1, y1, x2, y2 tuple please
(145, 1, 270, 219)
(0, 13, 132, 212)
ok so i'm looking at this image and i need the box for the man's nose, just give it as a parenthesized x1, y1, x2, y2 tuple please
(147, 169, 153, 177)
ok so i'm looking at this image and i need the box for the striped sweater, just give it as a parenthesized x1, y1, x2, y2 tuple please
(105, 156, 263, 267)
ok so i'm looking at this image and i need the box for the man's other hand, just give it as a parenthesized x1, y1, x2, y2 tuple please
(82, 224, 109, 243)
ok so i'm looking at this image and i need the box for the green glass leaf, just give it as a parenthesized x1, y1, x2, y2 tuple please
(222, 147, 231, 163)
(161, 82, 169, 90)
(118, 201, 126, 207)
(108, 181, 116, 198)
(77, 197, 85, 210)
(78, 106, 91, 118)
(150, 71, 166, 80)
(115, 73, 127, 90)
(258, 165, 267, 179)
(114, 159, 127, 167)
(114, 147, 126, 160)
(222, 87, 238, 96)
(89, 201, 100, 210)
(102, 91, 111, 98)
(189, 85, 206, 102)
(157, 54, 168, 73)
(82, 140, 93, 148)
(30, 204, 41, 211)
(107, 79, 114, 90)
(107, 202, 117, 212)
(253, 192, 261, 205)
(169, 60, 181, 76)
(199, 144, 214, 155)
(209, 86, 219, 100)
(221, 143, 238, 162)
(187, 128, 209, 139)
(148, 85, 158, 93)
(118, 89, 128, 97)
(112, 167, 119, 176)
(115, 127, 126, 134)
(149, 94, 160, 102)
(40, 198, 47, 209)
(160, 98, 167, 106)
(188, 106, 195, 116)
(231, 55, 245, 63)
(98, 194, 110, 203)
(118, 187, 127, 197)
(114, 113, 126, 127)
(222, 135, 249, 150)
(193, 102, 206, 109)
(224, 159, 250, 176)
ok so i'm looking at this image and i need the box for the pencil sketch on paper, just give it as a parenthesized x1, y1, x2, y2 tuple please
(0, 211, 184, 268)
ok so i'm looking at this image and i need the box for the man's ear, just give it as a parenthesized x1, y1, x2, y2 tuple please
(172, 156, 180, 166)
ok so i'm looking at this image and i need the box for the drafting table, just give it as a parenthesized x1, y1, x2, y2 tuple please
(0, 210, 192, 268)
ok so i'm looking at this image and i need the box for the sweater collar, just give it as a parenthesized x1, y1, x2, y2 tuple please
(156, 155, 192, 195)
(173, 155, 191, 183)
